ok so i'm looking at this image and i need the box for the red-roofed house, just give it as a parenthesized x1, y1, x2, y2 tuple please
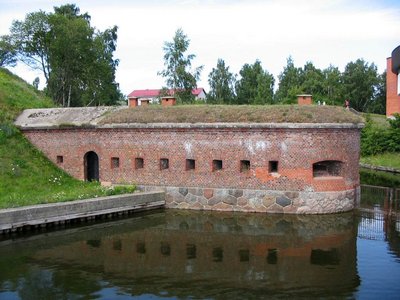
(128, 88, 206, 104)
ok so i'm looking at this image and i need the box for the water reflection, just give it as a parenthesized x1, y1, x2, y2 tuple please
(0, 211, 360, 299)
(359, 185, 400, 259)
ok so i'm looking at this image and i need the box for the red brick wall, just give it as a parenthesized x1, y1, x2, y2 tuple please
(386, 57, 400, 117)
(22, 126, 361, 193)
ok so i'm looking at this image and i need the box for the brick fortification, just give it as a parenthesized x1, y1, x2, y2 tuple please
(19, 120, 362, 214)
(387, 45, 400, 117)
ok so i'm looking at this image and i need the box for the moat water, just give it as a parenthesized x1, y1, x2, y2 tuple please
(0, 186, 399, 299)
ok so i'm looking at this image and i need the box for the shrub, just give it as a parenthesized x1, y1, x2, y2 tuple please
(361, 114, 400, 156)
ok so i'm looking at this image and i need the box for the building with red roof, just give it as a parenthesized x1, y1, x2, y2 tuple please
(128, 88, 206, 104)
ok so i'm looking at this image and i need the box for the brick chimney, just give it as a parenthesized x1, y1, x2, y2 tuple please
(297, 94, 312, 105)
(161, 96, 176, 106)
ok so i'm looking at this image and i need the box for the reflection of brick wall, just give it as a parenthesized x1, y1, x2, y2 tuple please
(33, 211, 358, 293)
(22, 124, 361, 213)
(387, 57, 400, 117)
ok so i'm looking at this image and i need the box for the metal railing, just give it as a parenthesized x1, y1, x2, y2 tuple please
(358, 185, 400, 241)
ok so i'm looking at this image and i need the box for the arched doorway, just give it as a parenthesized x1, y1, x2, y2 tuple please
(84, 151, 99, 181)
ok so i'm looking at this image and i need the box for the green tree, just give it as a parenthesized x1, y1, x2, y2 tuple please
(235, 60, 274, 105)
(10, 10, 51, 81)
(365, 71, 386, 114)
(0, 35, 17, 67)
(7, 4, 121, 107)
(322, 65, 343, 105)
(342, 58, 379, 112)
(207, 58, 236, 104)
(158, 28, 203, 103)
(299, 61, 324, 98)
(275, 56, 302, 103)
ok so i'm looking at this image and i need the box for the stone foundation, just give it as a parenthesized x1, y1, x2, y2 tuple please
(139, 185, 358, 214)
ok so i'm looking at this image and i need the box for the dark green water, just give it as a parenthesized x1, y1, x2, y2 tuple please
(0, 204, 399, 299)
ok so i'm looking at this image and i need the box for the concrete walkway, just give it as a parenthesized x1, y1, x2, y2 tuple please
(0, 191, 165, 234)
(360, 163, 400, 174)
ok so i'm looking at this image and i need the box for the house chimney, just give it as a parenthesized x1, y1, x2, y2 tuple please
(128, 97, 138, 108)
(161, 96, 176, 106)
(297, 94, 312, 105)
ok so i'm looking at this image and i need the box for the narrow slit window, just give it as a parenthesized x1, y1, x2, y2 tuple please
(111, 157, 120, 169)
(160, 158, 169, 170)
(240, 160, 250, 172)
(269, 161, 278, 173)
(212, 159, 223, 171)
(186, 159, 195, 171)
(57, 155, 64, 164)
(135, 157, 144, 169)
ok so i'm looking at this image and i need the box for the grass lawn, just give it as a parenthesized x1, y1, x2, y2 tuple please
(360, 153, 400, 170)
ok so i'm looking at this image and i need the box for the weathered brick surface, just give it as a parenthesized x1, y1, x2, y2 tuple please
(22, 125, 361, 213)
(387, 57, 400, 117)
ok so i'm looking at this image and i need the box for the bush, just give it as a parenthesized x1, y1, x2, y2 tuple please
(361, 114, 400, 156)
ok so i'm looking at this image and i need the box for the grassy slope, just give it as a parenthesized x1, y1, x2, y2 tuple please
(0, 68, 134, 209)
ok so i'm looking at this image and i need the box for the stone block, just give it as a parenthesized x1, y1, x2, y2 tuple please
(229, 189, 243, 198)
(179, 187, 188, 196)
(203, 189, 214, 199)
(263, 195, 276, 208)
(208, 197, 221, 206)
(223, 195, 238, 205)
(276, 196, 292, 207)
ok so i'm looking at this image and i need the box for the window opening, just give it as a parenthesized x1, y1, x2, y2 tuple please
(213, 247, 223, 262)
(135, 157, 144, 169)
(313, 160, 343, 177)
(137, 242, 146, 254)
(161, 242, 171, 256)
(160, 158, 169, 170)
(267, 248, 278, 264)
(269, 161, 278, 173)
(240, 160, 250, 172)
(239, 249, 250, 262)
(310, 248, 340, 265)
(186, 244, 197, 259)
(186, 159, 195, 170)
(212, 159, 223, 171)
(111, 157, 120, 169)
(57, 155, 63, 164)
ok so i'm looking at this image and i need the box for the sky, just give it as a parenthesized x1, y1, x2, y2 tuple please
(0, 0, 399, 96)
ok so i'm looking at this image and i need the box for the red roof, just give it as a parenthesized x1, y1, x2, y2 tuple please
(128, 88, 205, 98)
